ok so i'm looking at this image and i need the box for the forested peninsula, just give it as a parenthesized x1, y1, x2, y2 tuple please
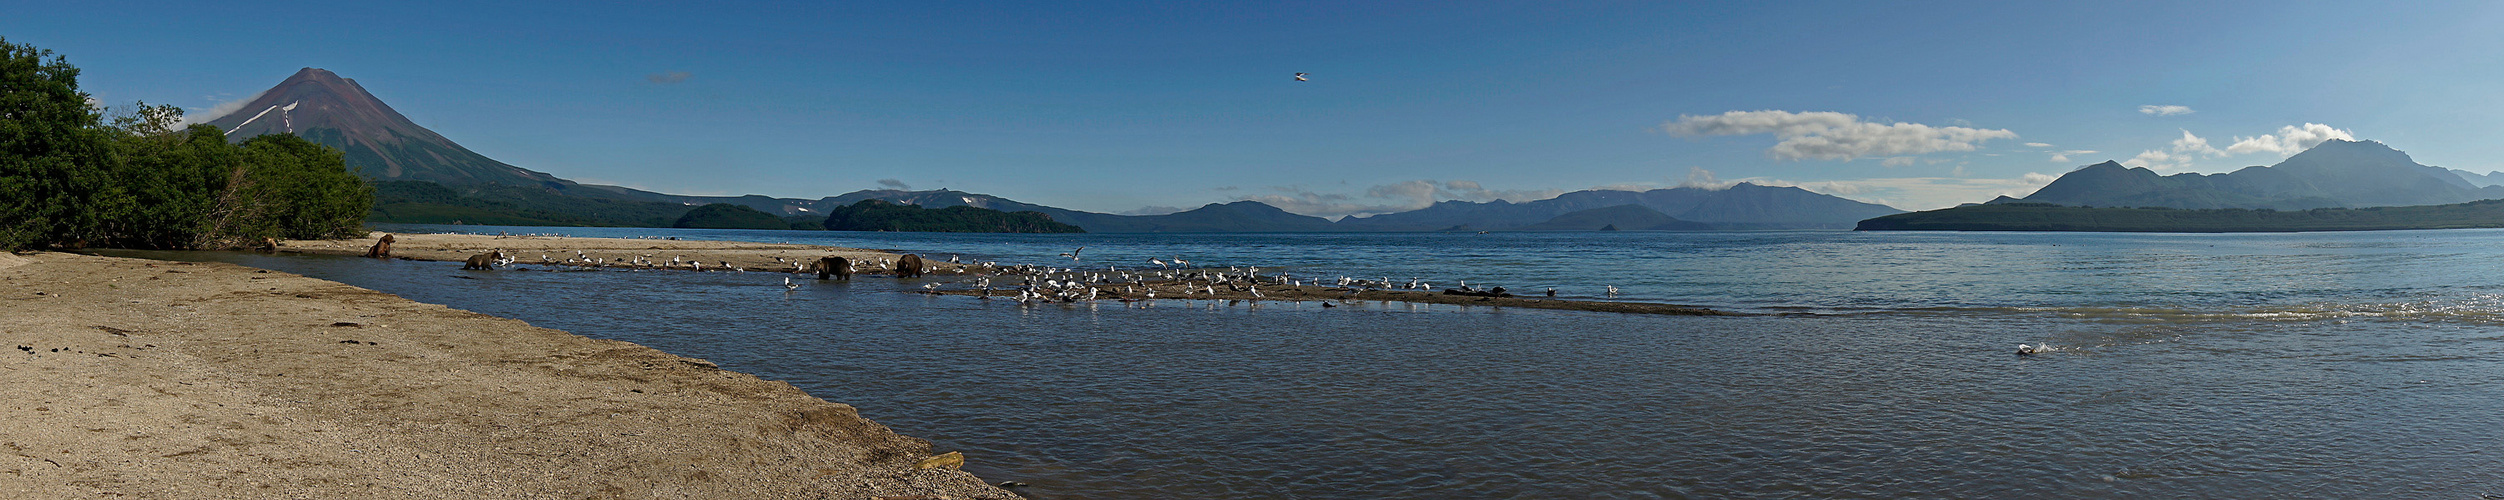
(1857, 201, 2504, 232)
(823, 199, 1085, 233)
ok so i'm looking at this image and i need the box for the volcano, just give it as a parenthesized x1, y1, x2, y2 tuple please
(205, 68, 577, 188)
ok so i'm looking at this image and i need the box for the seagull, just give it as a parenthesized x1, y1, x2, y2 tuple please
(1605, 285, 1619, 298)
(1150, 258, 1168, 269)
(1060, 246, 1084, 262)
(2017, 344, 2048, 355)
(1294, 72, 1309, 81)
(783, 277, 800, 291)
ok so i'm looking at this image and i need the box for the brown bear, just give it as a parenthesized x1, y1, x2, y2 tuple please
(817, 256, 852, 280)
(463, 251, 504, 270)
(894, 254, 926, 278)
(365, 234, 395, 258)
(258, 237, 279, 253)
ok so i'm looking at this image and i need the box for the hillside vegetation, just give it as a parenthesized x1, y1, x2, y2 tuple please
(673, 203, 790, 230)
(822, 199, 1083, 233)
(367, 181, 693, 227)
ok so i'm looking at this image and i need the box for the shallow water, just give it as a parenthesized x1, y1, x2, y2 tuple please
(114, 226, 2504, 498)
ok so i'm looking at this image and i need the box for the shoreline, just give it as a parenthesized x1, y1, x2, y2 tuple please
(276, 232, 985, 274)
(1, 251, 1016, 499)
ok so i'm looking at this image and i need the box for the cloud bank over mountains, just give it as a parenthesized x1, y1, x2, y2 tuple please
(2123, 123, 2355, 171)
(1660, 110, 2018, 162)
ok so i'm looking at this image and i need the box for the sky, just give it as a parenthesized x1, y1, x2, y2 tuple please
(11, 1, 2504, 215)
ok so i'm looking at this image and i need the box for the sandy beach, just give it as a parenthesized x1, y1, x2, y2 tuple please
(0, 251, 1015, 499)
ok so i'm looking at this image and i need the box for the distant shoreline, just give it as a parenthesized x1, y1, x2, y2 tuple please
(1858, 200, 2504, 233)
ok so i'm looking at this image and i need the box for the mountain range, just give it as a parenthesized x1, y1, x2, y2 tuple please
(213, 68, 1903, 232)
(1993, 139, 2503, 210)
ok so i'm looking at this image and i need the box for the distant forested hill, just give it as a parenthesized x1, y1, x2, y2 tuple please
(673, 203, 791, 230)
(367, 181, 692, 227)
(1858, 200, 2504, 232)
(821, 199, 1084, 233)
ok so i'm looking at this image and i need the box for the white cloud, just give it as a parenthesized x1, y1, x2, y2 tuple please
(178, 89, 269, 127)
(876, 178, 913, 190)
(2139, 105, 2194, 116)
(1660, 110, 2018, 161)
(2024, 142, 2054, 148)
(1237, 180, 1566, 219)
(2226, 123, 2355, 156)
(1679, 167, 1731, 189)
(2121, 130, 2225, 171)
(2049, 150, 2097, 163)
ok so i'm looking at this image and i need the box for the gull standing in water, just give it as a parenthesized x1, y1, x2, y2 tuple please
(783, 277, 800, 291)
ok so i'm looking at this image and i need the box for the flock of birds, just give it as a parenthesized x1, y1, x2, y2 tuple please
(452, 240, 2060, 356)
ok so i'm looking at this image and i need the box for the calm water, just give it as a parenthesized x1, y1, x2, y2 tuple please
(120, 225, 2504, 498)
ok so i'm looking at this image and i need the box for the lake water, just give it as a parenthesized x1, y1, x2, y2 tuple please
(124, 225, 2504, 498)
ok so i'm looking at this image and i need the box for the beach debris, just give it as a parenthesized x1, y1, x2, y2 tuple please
(997, 481, 1029, 488)
(913, 451, 964, 470)
(330, 322, 363, 328)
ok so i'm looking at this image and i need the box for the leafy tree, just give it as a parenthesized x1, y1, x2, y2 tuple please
(1, 38, 373, 250)
(0, 37, 122, 249)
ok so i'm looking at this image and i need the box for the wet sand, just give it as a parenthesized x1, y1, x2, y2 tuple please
(0, 251, 1016, 499)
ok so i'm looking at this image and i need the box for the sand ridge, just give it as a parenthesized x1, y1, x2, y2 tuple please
(0, 251, 1017, 499)
(278, 232, 979, 275)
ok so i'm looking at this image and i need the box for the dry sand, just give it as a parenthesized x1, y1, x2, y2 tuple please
(1, 251, 1016, 499)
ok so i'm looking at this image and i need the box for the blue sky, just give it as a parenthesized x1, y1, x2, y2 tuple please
(12, 1, 2504, 214)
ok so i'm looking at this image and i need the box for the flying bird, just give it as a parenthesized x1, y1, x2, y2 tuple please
(1294, 72, 1309, 81)
(1060, 246, 1085, 262)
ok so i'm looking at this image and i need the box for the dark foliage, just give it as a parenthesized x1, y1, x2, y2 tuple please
(1, 39, 372, 250)
(822, 199, 1084, 233)
(368, 181, 693, 227)
(673, 203, 789, 230)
